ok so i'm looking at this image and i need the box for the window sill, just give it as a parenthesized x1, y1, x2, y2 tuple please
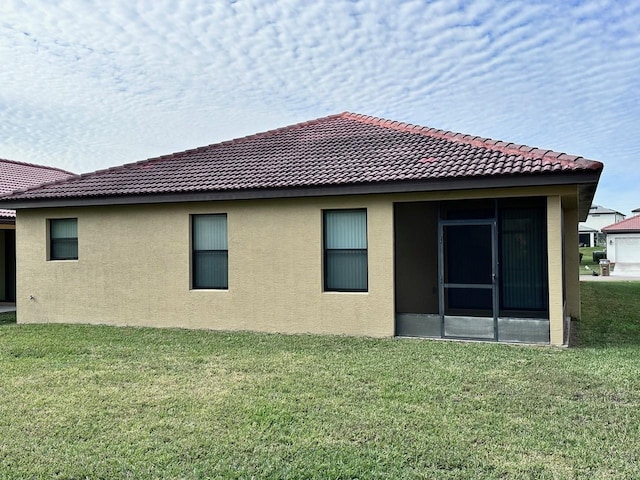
(323, 290, 369, 295)
(190, 288, 229, 292)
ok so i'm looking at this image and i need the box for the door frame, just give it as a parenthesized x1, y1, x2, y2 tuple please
(438, 217, 499, 341)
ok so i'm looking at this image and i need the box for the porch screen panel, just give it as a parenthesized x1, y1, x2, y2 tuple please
(324, 209, 367, 291)
(193, 214, 228, 289)
(499, 207, 547, 311)
(50, 218, 78, 260)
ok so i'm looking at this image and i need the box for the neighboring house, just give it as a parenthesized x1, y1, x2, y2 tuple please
(632, 207, 640, 215)
(602, 216, 640, 276)
(0, 159, 74, 302)
(0, 112, 602, 345)
(578, 204, 625, 247)
(578, 223, 599, 248)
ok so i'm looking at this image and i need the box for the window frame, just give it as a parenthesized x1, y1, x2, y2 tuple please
(323, 208, 368, 293)
(48, 218, 78, 261)
(191, 213, 229, 290)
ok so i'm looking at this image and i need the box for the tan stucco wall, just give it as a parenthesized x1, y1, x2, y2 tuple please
(16, 196, 396, 336)
(563, 204, 581, 320)
(15, 185, 580, 341)
(547, 196, 565, 345)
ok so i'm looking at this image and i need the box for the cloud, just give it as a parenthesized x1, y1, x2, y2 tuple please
(0, 0, 639, 212)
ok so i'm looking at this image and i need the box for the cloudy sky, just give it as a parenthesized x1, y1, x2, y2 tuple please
(1, 0, 638, 214)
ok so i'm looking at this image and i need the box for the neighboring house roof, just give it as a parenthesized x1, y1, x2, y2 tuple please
(0, 158, 75, 220)
(602, 215, 640, 234)
(632, 207, 640, 214)
(588, 204, 624, 216)
(578, 223, 599, 233)
(0, 112, 602, 218)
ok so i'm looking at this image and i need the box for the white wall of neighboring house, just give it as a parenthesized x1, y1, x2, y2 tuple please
(578, 205, 626, 247)
(607, 234, 640, 276)
(602, 210, 640, 276)
(587, 213, 624, 231)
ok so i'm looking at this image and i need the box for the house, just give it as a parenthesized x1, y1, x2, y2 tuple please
(0, 113, 602, 345)
(0, 159, 74, 303)
(578, 204, 625, 247)
(602, 216, 640, 276)
(578, 223, 600, 248)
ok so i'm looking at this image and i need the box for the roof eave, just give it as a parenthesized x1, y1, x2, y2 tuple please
(603, 229, 640, 234)
(0, 171, 601, 212)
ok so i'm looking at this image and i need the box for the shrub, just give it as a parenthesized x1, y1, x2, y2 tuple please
(593, 251, 607, 262)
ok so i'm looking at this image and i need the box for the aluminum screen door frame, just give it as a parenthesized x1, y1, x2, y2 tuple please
(438, 218, 499, 341)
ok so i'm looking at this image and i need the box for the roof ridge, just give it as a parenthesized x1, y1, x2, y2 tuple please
(343, 112, 602, 170)
(218, 112, 347, 146)
(73, 113, 350, 175)
(0, 113, 351, 194)
(0, 157, 75, 175)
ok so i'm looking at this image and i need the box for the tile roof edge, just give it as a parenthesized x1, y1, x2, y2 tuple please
(342, 112, 603, 171)
(602, 216, 640, 232)
(0, 157, 75, 176)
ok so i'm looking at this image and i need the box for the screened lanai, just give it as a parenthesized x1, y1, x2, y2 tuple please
(394, 197, 551, 344)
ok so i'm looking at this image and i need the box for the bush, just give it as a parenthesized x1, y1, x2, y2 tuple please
(593, 251, 607, 262)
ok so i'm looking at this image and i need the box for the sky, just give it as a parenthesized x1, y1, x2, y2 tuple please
(1, 0, 639, 215)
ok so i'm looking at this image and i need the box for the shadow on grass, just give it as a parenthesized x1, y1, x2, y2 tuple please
(0, 312, 17, 326)
(577, 281, 640, 348)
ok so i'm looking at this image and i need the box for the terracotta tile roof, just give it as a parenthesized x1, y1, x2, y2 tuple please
(0, 112, 602, 202)
(0, 158, 75, 196)
(0, 208, 15, 219)
(602, 215, 640, 233)
(0, 159, 75, 218)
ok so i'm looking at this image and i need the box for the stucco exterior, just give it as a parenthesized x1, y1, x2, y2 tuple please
(15, 185, 578, 345)
(17, 195, 395, 337)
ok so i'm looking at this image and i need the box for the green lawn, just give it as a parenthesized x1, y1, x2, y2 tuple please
(579, 246, 608, 276)
(1, 283, 640, 479)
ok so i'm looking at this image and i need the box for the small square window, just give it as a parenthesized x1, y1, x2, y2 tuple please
(50, 218, 78, 260)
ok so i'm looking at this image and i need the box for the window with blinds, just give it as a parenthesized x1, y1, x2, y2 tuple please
(323, 209, 368, 292)
(49, 218, 78, 260)
(192, 214, 228, 289)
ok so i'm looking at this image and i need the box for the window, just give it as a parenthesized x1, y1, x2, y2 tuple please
(498, 199, 548, 314)
(49, 218, 78, 260)
(324, 209, 368, 292)
(192, 214, 228, 289)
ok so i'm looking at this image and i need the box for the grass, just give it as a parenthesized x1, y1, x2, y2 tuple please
(578, 281, 640, 346)
(579, 246, 607, 275)
(0, 312, 16, 326)
(1, 283, 640, 479)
